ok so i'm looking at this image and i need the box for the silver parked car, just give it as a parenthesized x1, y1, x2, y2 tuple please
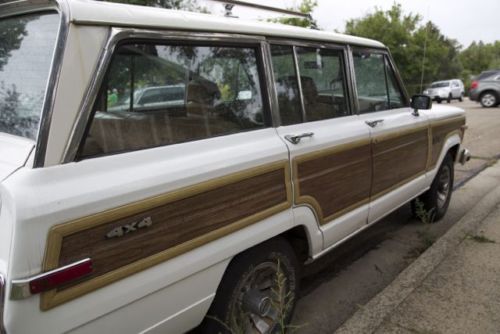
(423, 79, 465, 103)
(469, 73, 500, 108)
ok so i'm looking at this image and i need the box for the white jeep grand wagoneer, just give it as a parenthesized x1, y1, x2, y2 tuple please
(0, 0, 470, 333)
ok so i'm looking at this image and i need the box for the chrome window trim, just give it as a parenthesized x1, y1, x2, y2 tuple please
(261, 42, 281, 127)
(0, 274, 5, 334)
(0, 0, 70, 168)
(62, 28, 270, 163)
(292, 45, 307, 123)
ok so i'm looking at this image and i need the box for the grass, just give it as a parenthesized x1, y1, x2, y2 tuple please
(208, 260, 305, 334)
(466, 234, 496, 243)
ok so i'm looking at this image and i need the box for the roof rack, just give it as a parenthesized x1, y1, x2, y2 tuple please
(209, 0, 311, 19)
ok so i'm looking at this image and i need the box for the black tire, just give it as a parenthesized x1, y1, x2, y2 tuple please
(447, 94, 452, 103)
(458, 95, 463, 102)
(411, 153, 454, 222)
(436, 98, 442, 104)
(201, 237, 300, 334)
(480, 91, 498, 108)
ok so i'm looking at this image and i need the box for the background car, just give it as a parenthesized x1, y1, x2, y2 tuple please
(423, 79, 465, 103)
(469, 71, 500, 108)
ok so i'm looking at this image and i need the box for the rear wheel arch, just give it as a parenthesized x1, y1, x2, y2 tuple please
(202, 236, 300, 333)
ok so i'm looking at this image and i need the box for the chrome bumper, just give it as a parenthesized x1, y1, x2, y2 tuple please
(459, 148, 471, 165)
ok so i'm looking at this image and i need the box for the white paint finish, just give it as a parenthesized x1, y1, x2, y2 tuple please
(291, 207, 324, 255)
(428, 104, 466, 121)
(45, 25, 109, 166)
(142, 295, 213, 334)
(0, 134, 33, 181)
(66, 0, 384, 48)
(3, 128, 292, 333)
(321, 203, 370, 247)
(368, 173, 429, 224)
(69, 262, 225, 334)
(276, 115, 371, 247)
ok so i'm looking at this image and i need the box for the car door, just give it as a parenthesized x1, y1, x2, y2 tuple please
(269, 43, 372, 248)
(350, 48, 430, 224)
(451, 80, 461, 98)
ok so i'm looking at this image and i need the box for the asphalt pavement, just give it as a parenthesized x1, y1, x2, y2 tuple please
(336, 162, 500, 334)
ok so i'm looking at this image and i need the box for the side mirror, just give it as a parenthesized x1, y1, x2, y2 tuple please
(410, 94, 432, 116)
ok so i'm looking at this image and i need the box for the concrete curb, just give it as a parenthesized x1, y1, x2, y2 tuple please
(335, 175, 500, 334)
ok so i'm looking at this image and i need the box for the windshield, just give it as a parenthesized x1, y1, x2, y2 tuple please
(0, 12, 59, 140)
(431, 81, 450, 88)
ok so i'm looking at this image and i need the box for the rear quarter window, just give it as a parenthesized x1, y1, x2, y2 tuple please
(79, 42, 268, 158)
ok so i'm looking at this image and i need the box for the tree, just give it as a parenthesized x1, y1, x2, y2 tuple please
(344, 4, 462, 94)
(460, 41, 500, 76)
(269, 0, 318, 29)
(0, 19, 28, 71)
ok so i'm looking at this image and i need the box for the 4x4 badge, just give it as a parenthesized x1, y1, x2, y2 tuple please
(106, 217, 153, 239)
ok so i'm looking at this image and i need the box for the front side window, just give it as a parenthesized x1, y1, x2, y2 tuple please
(353, 51, 405, 113)
(80, 43, 266, 158)
(0, 12, 60, 140)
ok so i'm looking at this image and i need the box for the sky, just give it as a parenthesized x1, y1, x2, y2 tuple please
(202, 0, 500, 48)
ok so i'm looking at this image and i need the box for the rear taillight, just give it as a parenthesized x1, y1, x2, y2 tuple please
(470, 81, 478, 90)
(10, 258, 92, 300)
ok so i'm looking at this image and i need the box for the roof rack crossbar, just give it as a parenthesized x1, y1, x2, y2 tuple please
(210, 0, 311, 19)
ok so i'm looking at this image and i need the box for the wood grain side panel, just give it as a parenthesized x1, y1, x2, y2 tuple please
(294, 140, 372, 224)
(372, 127, 429, 196)
(41, 162, 291, 310)
(430, 117, 466, 168)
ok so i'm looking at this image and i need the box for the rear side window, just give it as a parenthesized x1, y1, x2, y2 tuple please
(296, 47, 349, 121)
(353, 51, 405, 113)
(79, 43, 267, 158)
(271, 44, 349, 125)
(270, 45, 302, 125)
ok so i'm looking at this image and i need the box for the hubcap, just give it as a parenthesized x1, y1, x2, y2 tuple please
(481, 94, 496, 107)
(227, 261, 293, 334)
(437, 165, 451, 210)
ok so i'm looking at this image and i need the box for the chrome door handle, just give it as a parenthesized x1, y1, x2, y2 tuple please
(284, 132, 314, 144)
(365, 119, 384, 128)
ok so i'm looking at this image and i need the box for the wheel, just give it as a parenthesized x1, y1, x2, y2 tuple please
(436, 98, 442, 104)
(447, 94, 452, 103)
(459, 92, 464, 102)
(411, 153, 454, 222)
(202, 238, 300, 334)
(480, 92, 497, 108)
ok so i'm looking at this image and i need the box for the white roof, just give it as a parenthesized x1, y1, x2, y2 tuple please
(67, 0, 385, 48)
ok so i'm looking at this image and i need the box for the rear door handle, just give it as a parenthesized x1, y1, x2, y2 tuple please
(365, 119, 384, 128)
(284, 132, 314, 144)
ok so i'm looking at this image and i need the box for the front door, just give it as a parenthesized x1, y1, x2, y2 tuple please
(269, 43, 372, 248)
(350, 49, 430, 224)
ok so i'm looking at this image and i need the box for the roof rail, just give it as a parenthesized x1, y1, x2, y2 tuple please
(210, 0, 311, 19)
